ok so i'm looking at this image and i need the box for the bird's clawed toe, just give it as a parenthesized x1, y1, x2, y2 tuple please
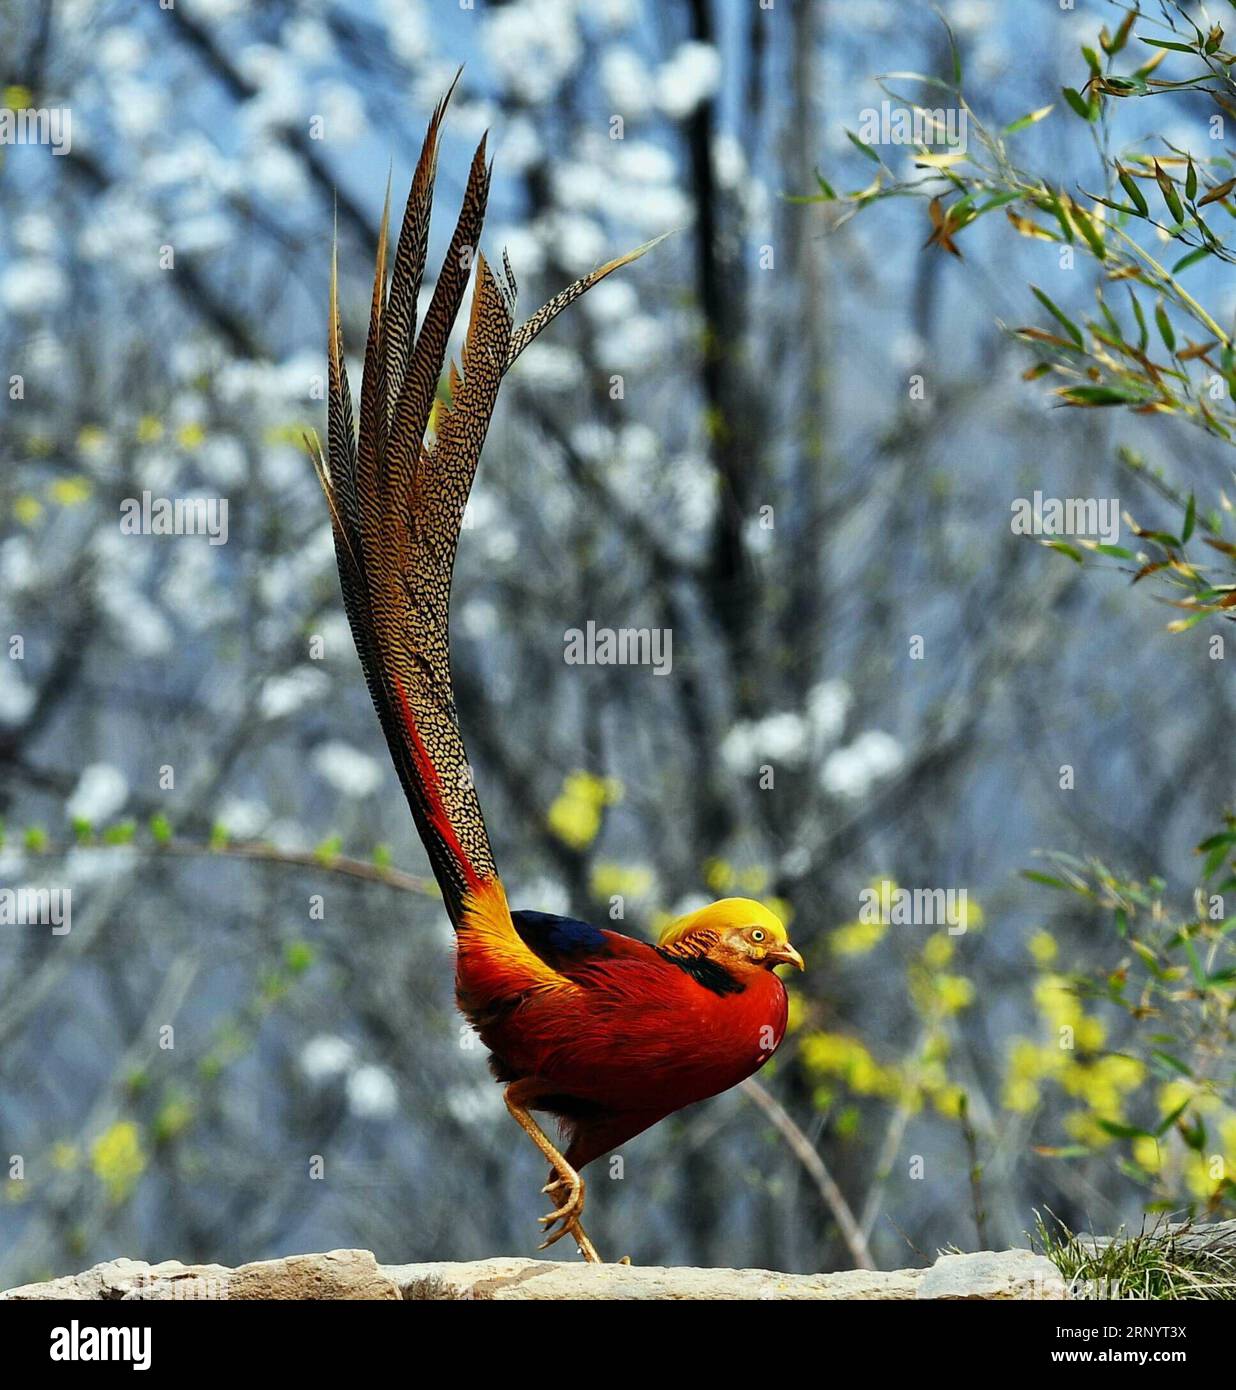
(539, 1173, 584, 1227)
(537, 1167, 601, 1261)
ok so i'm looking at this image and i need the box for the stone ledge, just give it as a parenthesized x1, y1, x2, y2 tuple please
(1, 1246, 1067, 1301)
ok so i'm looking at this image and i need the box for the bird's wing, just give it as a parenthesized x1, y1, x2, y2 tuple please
(312, 83, 662, 932)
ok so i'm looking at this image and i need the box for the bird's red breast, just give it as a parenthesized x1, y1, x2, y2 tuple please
(456, 879, 789, 1118)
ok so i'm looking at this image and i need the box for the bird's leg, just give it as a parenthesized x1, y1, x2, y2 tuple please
(503, 1079, 602, 1263)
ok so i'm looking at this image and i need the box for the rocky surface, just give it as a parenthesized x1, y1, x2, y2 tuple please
(1, 1246, 1066, 1300)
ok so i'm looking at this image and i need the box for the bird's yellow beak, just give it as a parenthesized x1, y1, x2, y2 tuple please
(769, 942, 805, 972)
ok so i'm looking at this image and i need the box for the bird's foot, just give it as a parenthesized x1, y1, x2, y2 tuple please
(538, 1170, 602, 1262)
(539, 1173, 585, 1227)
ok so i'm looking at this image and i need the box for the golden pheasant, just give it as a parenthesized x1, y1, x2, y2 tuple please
(311, 82, 804, 1263)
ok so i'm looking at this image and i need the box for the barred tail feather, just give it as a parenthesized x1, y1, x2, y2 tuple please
(314, 80, 663, 928)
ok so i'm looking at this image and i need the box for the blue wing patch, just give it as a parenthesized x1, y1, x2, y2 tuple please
(511, 909, 610, 963)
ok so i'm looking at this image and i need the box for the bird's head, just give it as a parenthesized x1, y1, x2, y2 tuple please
(658, 898, 805, 973)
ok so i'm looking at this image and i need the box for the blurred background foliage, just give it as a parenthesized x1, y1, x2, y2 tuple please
(1, 0, 1234, 1285)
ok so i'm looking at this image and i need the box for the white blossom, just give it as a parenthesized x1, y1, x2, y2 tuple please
(313, 741, 384, 798)
(66, 764, 129, 824)
(0, 663, 36, 725)
(820, 730, 905, 799)
(601, 47, 654, 118)
(348, 1064, 398, 1118)
(1, 260, 67, 314)
(259, 667, 330, 720)
(301, 1035, 355, 1082)
(213, 797, 270, 839)
(656, 41, 721, 119)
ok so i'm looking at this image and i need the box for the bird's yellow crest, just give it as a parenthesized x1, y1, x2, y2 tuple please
(658, 897, 788, 949)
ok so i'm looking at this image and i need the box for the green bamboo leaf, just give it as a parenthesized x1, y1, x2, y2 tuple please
(1097, 1119, 1154, 1140)
(1196, 830, 1236, 852)
(1062, 86, 1095, 121)
(1155, 299, 1176, 353)
(1031, 285, 1085, 347)
(1069, 201, 1107, 259)
(1181, 934, 1207, 989)
(1154, 160, 1185, 223)
(1172, 245, 1211, 273)
(1003, 104, 1054, 135)
(1058, 384, 1145, 405)
(1043, 539, 1085, 563)
(1020, 870, 1072, 889)
(1154, 1098, 1192, 1134)
(1151, 1052, 1193, 1080)
(1128, 289, 1149, 352)
(845, 129, 882, 163)
(1183, 492, 1196, 542)
(975, 191, 1023, 214)
(1117, 164, 1149, 215)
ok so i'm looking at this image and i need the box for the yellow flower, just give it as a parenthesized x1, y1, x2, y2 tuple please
(546, 771, 620, 850)
(830, 918, 886, 957)
(801, 1032, 900, 1099)
(1183, 1151, 1226, 1200)
(50, 476, 92, 506)
(50, 1142, 79, 1171)
(1158, 1079, 1221, 1117)
(1027, 930, 1058, 965)
(136, 415, 163, 444)
(1097, 1054, 1144, 1091)
(13, 495, 43, 525)
(1075, 1016, 1107, 1053)
(922, 934, 953, 968)
(737, 866, 769, 893)
(1033, 974, 1080, 1031)
(1065, 1109, 1115, 1148)
(3, 86, 33, 110)
(76, 425, 107, 455)
(589, 862, 654, 899)
(1158, 1080, 1192, 1117)
(1132, 1136, 1162, 1172)
(176, 421, 206, 450)
(1220, 1114, 1236, 1165)
(90, 1121, 145, 1203)
(703, 857, 734, 892)
(933, 1084, 967, 1118)
(955, 896, 984, 932)
(785, 989, 807, 1034)
(265, 421, 314, 446)
(1003, 1077, 1040, 1113)
(935, 975, 974, 1015)
(1008, 1038, 1047, 1081)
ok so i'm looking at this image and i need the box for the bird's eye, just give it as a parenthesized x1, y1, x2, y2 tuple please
(750, 929, 766, 943)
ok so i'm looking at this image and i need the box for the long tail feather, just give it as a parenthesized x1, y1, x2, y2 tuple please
(315, 88, 663, 926)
